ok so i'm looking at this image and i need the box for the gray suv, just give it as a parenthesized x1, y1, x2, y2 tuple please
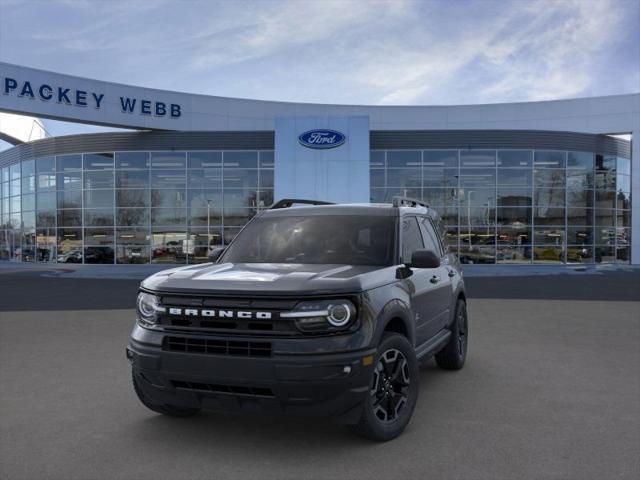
(127, 197, 468, 441)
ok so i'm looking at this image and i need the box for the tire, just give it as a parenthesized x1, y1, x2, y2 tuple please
(132, 370, 201, 418)
(350, 333, 419, 441)
(435, 298, 468, 370)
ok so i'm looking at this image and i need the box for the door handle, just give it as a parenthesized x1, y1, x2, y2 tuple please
(430, 275, 440, 284)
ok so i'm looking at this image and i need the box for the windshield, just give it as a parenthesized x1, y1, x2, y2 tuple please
(221, 215, 396, 266)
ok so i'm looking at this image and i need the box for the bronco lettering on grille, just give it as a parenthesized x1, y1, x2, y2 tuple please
(167, 308, 272, 320)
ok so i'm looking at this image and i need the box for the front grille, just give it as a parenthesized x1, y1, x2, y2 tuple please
(163, 336, 272, 357)
(171, 380, 274, 397)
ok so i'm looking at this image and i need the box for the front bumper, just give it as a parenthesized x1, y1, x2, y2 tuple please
(127, 325, 376, 423)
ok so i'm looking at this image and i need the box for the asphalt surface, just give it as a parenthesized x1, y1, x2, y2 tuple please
(0, 272, 639, 479)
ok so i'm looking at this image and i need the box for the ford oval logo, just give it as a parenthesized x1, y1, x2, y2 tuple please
(298, 129, 346, 149)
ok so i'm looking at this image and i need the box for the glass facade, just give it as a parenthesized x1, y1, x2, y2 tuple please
(0, 150, 274, 264)
(0, 147, 632, 265)
(370, 149, 631, 264)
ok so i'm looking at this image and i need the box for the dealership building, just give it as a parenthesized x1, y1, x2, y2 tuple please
(0, 62, 638, 265)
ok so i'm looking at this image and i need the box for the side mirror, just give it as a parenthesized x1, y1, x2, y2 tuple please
(409, 249, 440, 269)
(208, 247, 226, 263)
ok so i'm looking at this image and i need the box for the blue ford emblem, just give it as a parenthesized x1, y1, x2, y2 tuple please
(298, 129, 346, 149)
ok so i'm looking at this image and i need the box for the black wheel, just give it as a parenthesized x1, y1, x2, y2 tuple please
(350, 333, 419, 441)
(132, 370, 200, 417)
(435, 298, 468, 370)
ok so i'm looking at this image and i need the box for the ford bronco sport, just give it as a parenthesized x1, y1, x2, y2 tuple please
(127, 197, 468, 441)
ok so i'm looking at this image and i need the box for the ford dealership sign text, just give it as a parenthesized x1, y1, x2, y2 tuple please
(298, 129, 346, 149)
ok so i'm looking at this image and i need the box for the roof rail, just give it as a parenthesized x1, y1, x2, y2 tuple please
(391, 196, 429, 209)
(270, 198, 335, 209)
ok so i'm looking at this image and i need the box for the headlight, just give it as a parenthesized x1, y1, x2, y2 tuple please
(281, 299, 356, 333)
(136, 292, 164, 327)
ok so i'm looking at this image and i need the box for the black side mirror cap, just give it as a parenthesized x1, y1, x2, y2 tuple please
(208, 247, 226, 263)
(408, 249, 441, 269)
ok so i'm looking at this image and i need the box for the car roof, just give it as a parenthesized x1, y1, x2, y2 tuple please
(262, 203, 434, 218)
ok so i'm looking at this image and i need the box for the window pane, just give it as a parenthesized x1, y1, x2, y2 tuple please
(36, 210, 55, 228)
(36, 157, 55, 174)
(84, 190, 114, 209)
(534, 151, 565, 168)
(116, 170, 149, 188)
(566, 169, 593, 189)
(117, 208, 149, 226)
(617, 174, 630, 194)
(37, 173, 56, 191)
(57, 209, 82, 227)
(497, 207, 531, 225)
(567, 227, 593, 245)
(423, 168, 457, 188)
(498, 225, 531, 245)
(57, 154, 82, 171)
(387, 169, 421, 188)
(387, 151, 421, 168)
(21, 194, 35, 211)
(22, 159, 35, 177)
(534, 207, 564, 226)
(497, 169, 531, 186)
(151, 229, 187, 263)
(151, 208, 186, 226)
(187, 151, 222, 169)
(57, 190, 82, 209)
(187, 169, 222, 188)
(84, 170, 114, 189)
(150, 152, 186, 169)
(259, 170, 274, 189)
(497, 187, 532, 207)
(596, 155, 616, 172)
(116, 189, 149, 208)
(115, 152, 149, 169)
(84, 208, 114, 226)
(458, 169, 495, 188)
(423, 150, 457, 168)
(117, 245, 150, 264)
(460, 150, 495, 167)
(259, 151, 274, 168)
(223, 169, 258, 188)
(85, 227, 114, 244)
(188, 190, 223, 209)
(566, 189, 593, 209)
(116, 228, 150, 245)
(498, 150, 532, 168)
(370, 151, 385, 168)
(186, 228, 223, 264)
(151, 170, 186, 189)
(616, 157, 630, 176)
(57, 171, 82, 190)
(84, 246, 114, 264)
(151, 189, 186, 208)
(83, 153, 114, 170)
(223, 151, 258, 168)
(567, 151, 593, 169)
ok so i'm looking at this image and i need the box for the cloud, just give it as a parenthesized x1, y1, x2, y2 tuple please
(0, 0, 637, 107)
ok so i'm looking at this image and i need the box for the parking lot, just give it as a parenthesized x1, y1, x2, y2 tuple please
(1, 269, 639, 480)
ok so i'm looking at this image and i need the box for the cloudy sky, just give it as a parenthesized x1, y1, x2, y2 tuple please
(0, 0, 638, 139)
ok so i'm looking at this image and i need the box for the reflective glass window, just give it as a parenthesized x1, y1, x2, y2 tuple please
(567, 151, 594, 169)
(22, 193, 35, 211)
(151, 170, 186, 189)
(187, 151, 221, 169)
(116, 189, 149, 208)
(423, 168, 457, 188)
(370, 151, 385, 168)
(458, 169, 495, 188)
(84, 190, 114, 209)
(616, 157, 630, 176)
(497, 168, 531, 186)
(151, 189, 186, 208)
(223, 151, 258, 168)
(57, 155, 82, 171)
(497, 188, 532, 207)
(57, 171, 82, 190)
(37, 191, 57, 210)
(387, 151, 421, 168)
(36, 157, 55, 174)
(85, 227, 114, 244)
(57, 209, 82, 227)
(460, 150, 495, 167)
(84, 170, 114, 189)
(117, 208, 149, 226)
(259, 151, 275, 168)
(497, 150, 532, 168)
(57, 190, 82, 209)
(84, 246, 114, 264)
(150, 152, 186, 169)
(259, 170, 274, 189)
(22, 175, 36, 194)
(83, 153, 114, 170)
(423, 150, 457, 168)
(22, 159, 35, 176)
(151, 208, 186, 226)
(187, 169, 222, 188)
(84, 208, 114, 226)
(534, 151, 566, 168)
(222, 169, 258, 187)
(116, 170, 149, 188)
(387, 169, 420, 188)
(115, 152, 149, 169)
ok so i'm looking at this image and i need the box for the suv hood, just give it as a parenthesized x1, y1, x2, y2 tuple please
(141, 262, 397, 296)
